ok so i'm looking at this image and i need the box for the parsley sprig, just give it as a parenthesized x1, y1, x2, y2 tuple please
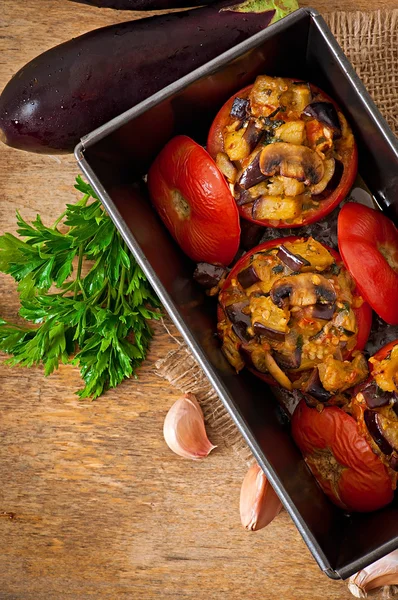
(0, 176, 161, 399)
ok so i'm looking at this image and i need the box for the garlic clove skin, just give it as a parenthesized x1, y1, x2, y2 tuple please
(240, 462, 282, 531)
(348, 550, 398, 598)
(163, 393, 216, 460)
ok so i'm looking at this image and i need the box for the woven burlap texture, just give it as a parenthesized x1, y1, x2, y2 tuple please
(154, 9, 398, 465)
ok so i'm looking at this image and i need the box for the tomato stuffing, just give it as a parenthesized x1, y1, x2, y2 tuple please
(207, 76, 357, 228)
(217, 237, 372, 394)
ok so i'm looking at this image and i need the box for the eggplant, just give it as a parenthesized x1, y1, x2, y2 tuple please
(302, 368, 331, 402)
(359, 380, 394, 409)
(193, 262, 226, 289)
(230, 97, 250, 121)
(303, 101, 342, 138)
(238, 154, 267, 190)
(225, 301, 252, 341)
(273, 346, 302, 369)
(0, 0, 291, 154)
(310, 303, 335, 320)
(242, 121, 263, 152)
(69, 0, 213, 8)
(235, 189, 255, 207)
(237, 265, 261, 289)
(252, 322, 285, 342)
(364, 410, 394, 455)
(276, 245, 310, 272)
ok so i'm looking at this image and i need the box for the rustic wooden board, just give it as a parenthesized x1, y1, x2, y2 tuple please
(0, 1, 394, 598)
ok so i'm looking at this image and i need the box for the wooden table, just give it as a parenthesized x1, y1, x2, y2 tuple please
(0, 1, 394, 598)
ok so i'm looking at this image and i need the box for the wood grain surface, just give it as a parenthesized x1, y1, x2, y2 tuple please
(0, 1, 395, 599)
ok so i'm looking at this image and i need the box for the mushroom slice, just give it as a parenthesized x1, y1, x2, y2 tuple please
(270, 273, 337, 308)
(251, 348, 293, 390)
(310, 159, 335, 195)
(259, 142, 324, 185)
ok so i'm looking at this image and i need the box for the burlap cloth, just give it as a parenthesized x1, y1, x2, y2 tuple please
(154, 9, 398, 467)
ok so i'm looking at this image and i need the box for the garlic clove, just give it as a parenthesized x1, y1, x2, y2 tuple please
(348, 550, 398, 598)
(240, 462, 282, 531)
(163, 393, 216, 460)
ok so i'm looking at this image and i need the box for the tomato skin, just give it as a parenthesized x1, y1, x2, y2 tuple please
(338, 203, 398, 325)
(291, 400, 394, 512)
(147, 135, 240, 265)
(372, 339, 398, 364)
(218, 237, 372, 386)
(207, 82, 358, 228)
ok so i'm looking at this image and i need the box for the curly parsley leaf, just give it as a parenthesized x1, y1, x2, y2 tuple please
(0, 177, 160, 399)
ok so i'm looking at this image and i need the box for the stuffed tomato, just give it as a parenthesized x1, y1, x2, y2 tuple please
(207, 75, 357, 228)
(217, 237, 372, 394)
(350, 340, 398, 473)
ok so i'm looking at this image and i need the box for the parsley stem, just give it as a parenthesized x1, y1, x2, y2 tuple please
(74, 245, 86, 300)
(115, 266, 126, 312)
(52, 211, 67, 230)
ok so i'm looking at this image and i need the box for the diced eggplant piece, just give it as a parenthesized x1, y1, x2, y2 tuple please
(193, 262, 227, 289)
(248, 75, 288, 118)
(239, 220, 263, 251)
(364, 410, 394, 455)
(359, 379, 394, 408)
(238, 154, 267, 190)
(235, 188, 254, 206)
(250, 295, 290, 337)
(276, 245, 310, 272)
(230, 97, 249, 120)
(237, 265, 261, 289)
(310, 303, 335, 320)
(225, 301, 252, 341)
(243, 121, 263, 152)
(283, 238, 334, 271)
(252, 195, 303, 222)
(274, 346, 302, 370)
(252, 322, 286, 342)
(303, 101, 342, 138)
(270, 273, 336, 308)
(302, 368, 332, 402)
(259, 142, 324, 185)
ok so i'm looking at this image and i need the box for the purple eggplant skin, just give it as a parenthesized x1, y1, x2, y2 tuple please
(225, 301, 252, 341)
(237, 264, 261, 289)
(238, 154, 267, 190)
(0, 0, 275, 154)
(69, 0, 214, 9)
(193, 263, 226, 289)
(276, 245, 310, 272)
(364, 410, 394, 456)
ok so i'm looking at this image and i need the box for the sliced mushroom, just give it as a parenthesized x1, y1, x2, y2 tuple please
(310, 159, 335, 195)
(251, 349, 293, 390)
(259, 142, 324, 185)
(270, 273, 336, 308)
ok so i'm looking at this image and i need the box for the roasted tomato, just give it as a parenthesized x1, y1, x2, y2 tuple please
(338, 203, 398, 325)
(350, 340, 398, 473)
(217, 237, 372, 393)
(147, 135, 240, 265)
(207, 76, 357, 228)
(291, 399, 394, 512)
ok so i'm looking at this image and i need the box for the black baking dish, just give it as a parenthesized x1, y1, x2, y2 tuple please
(75, 7, 398, 579)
